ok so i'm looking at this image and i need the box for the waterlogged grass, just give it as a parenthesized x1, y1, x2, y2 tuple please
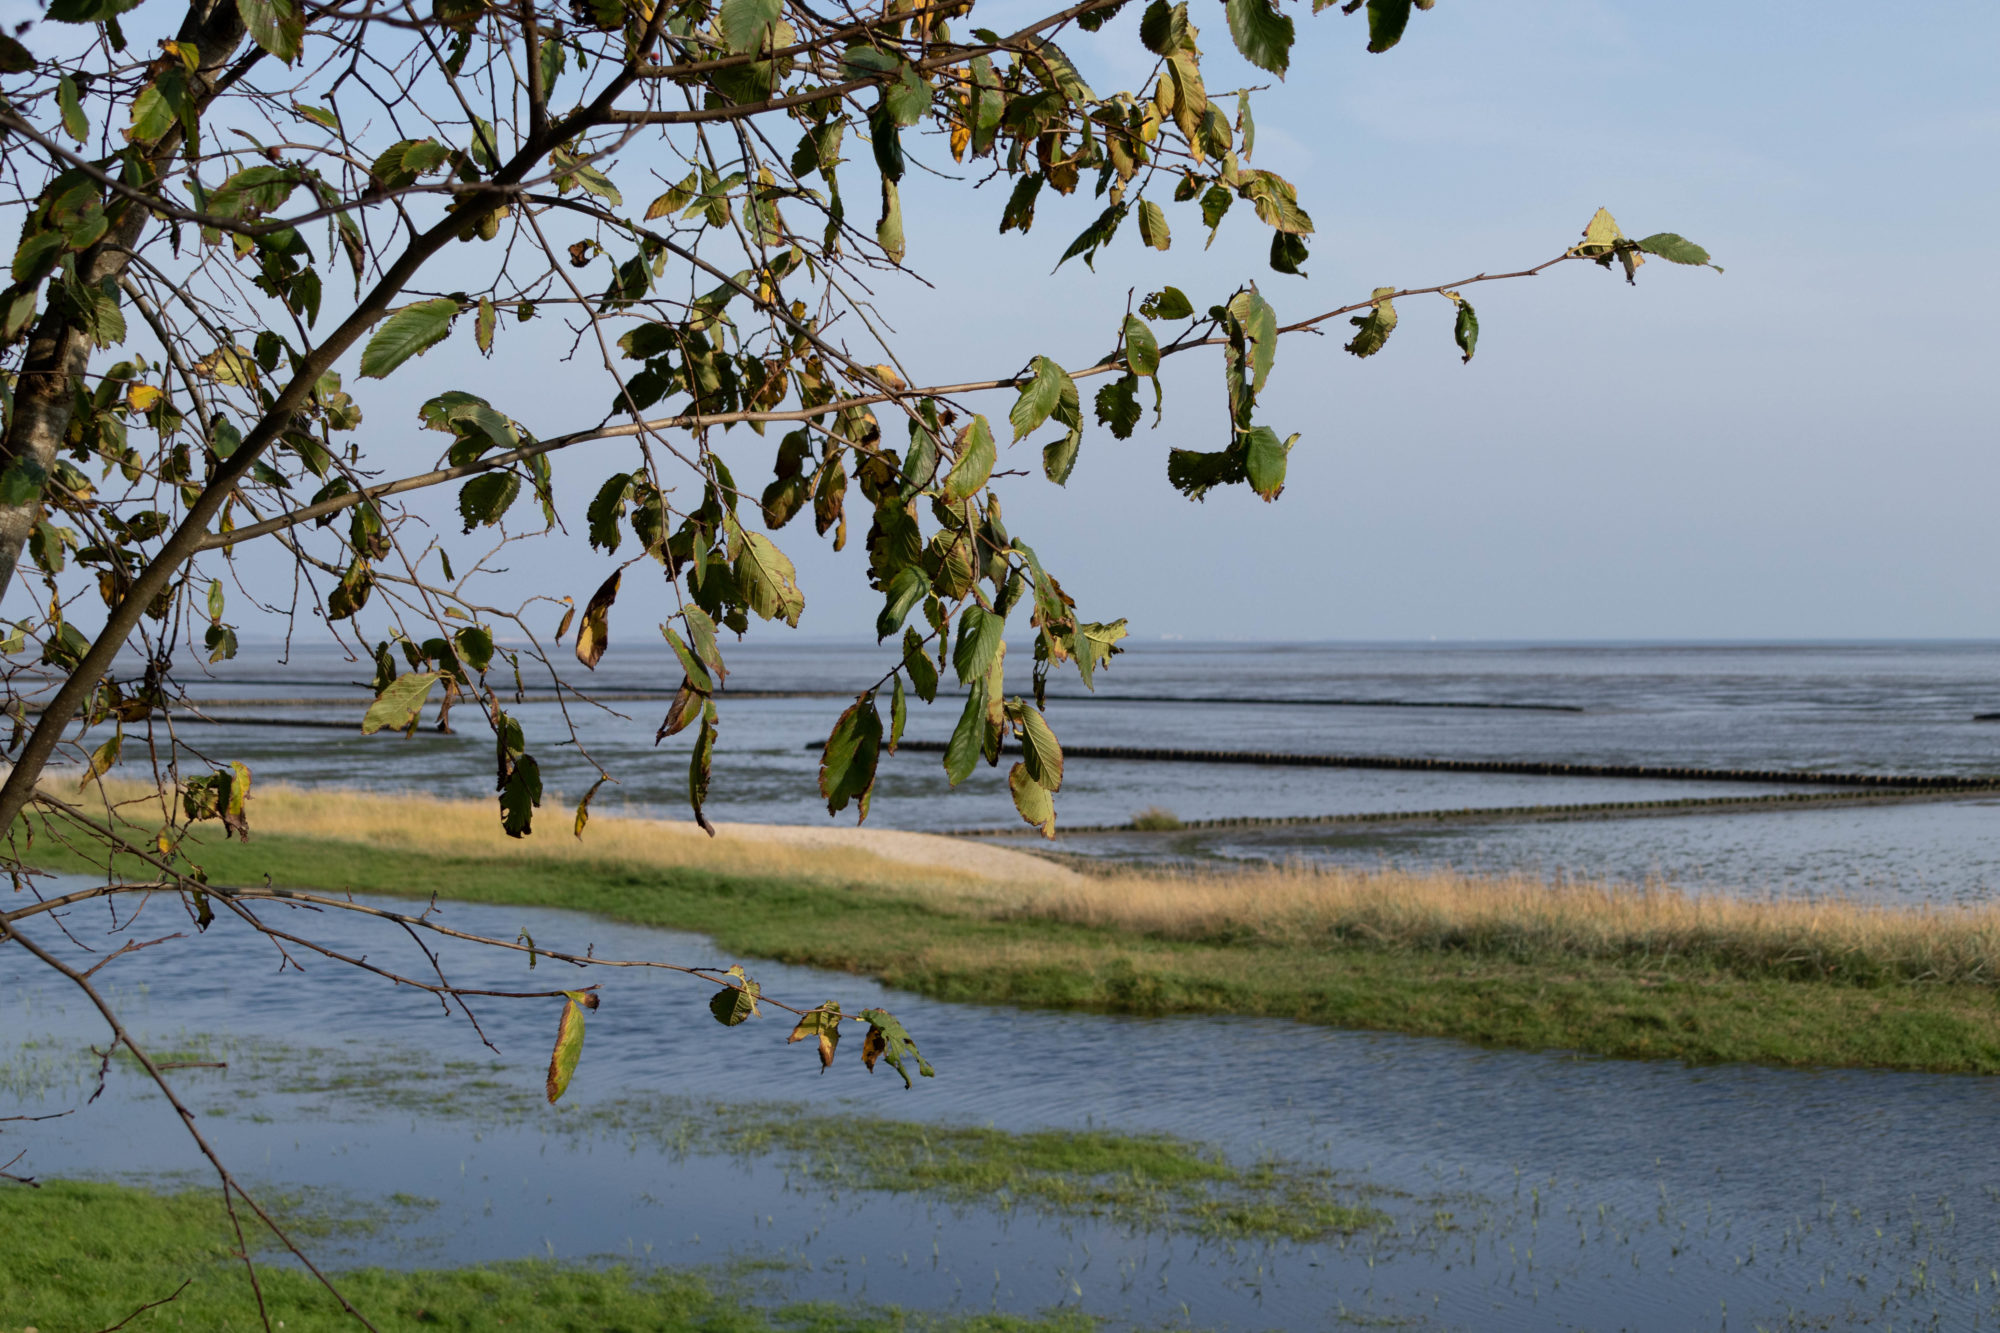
(14, 1028, 1385, 1245)
(0, 1178, 1103, 1333)
(21, 790, 2000, 1072)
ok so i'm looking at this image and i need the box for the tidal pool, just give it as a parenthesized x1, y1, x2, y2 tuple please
(6, 882, 1999, 1330)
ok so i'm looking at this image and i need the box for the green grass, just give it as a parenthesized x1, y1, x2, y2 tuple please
(25, 828, 2000, 1074)
(0, 1179, 1103, 1333)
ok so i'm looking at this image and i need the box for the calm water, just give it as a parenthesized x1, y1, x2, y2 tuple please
(7, 887, 1999, 1332)
(72, 638, 2000, 902)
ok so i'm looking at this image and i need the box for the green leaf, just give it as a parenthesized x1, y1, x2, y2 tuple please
(1136, 199, 1171, 251)
(1365, 0, 1412, 52)
(1139, 0, 1190, 55)
(877, 177, 905, 264)
(454, 625, 494, 673)
(889, 674, 907, 753)
(1008, 762, 1055, 837)
(902, 627, 938, 703)
(733, 527, 805, 627)
(1014, 703, 1062, 790)
(1094, 375, 1141, 440)
(1236, 91, 1257, 161)
(687, 701, 719, 835)
(44, 0, 144, 24)
(501, 752, 542, 837)
(1226, 0, 1293, 76)
(1637, 232, 1719, 269)
(362, 671, 441, 734)
(856, 1007, 934, 1088)
(1269, 231, 1309, 276)
(238, 0, 304, 62)
(0, 34, 34, 71)
(885, 63, 931, 127)
(683, 606, 727, 683)
(819, 695, 882, 820)
(1123, 315, 1160, 378)
(57, 76, 88, 143)
(1453, 297, 1478, 363)
(661, 623, 713, 692)
(876, 566, 928, 641)
(943, 415, 996, 501)
(1057, 203, 1127, 270)
(1142, 287, 1194, 321)
(1043, 428, 1081, 483)
(708, 974, 762, 1025)
(360, 298, 460, 378)
(953, 605, 1005, 684)
(545, 994, 586, 1102)
(1243, 426, 1297, 501)
(1072, 619, 1127, 690)
(458, 472, 521, 532)
(1344, 287, 1397, 358)
(1010, 357, 1073, 442)
(1167, 445, 1245, 500)
(943, 679, 986, 786)
(998, 173, 1044, 235)
(0, 459, 46, 507)
(475, 297, 496, 355)
(869, 103, 905, 183)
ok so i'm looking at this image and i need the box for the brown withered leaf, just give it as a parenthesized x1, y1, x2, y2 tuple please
(787, 1001, 842, 1071)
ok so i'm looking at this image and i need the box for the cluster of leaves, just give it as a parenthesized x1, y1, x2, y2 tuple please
(0, 0, 1715, 1140)
(544, 966, 932, 1104)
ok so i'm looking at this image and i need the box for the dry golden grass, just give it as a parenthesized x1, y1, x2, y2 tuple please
(59, 775, 1073, 892)
(56, 777, 2000, 987)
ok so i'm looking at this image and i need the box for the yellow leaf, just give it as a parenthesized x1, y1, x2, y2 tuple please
(574, 571, 620, 669)
(126, 383, 163, 414)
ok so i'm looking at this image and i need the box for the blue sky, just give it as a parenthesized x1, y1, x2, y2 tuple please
(19, 0, 1999, 644)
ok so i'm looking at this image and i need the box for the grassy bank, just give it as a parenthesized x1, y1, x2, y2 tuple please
(1, 1178, 1101, 1333)
(18, 784, 2000, 1072)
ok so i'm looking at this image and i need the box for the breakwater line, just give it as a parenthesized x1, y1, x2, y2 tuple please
(948, 785, 2000, 838)
(852, 740, 1999, 790)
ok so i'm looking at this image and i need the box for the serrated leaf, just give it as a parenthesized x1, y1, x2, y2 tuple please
(1014, 703, 1062, 790)
(733, 528, 805, 626)
(574, 570, 620, 669)
(903, 627, 938, 703)
(952, 605, 1005, 684)
(362, 671, 441, 734)
(943, 679, 986, 786)
(545, 995, 585, 1102)
(238, 0, 304, 63)
(889, 673, 907, 753)
(457, 472, 521, 531)
(1009, 357, 1073, 442)
(360, 298, 459, 378)
(1094, 374, 1141, 440)
(1577, 207, 1622, 256)
(819, 695, 882, 820)
(1137, 199, 1171, 251)
(475, 297, 496, 354)
(1453, 298, 1479, 363)
(1636, 232, 1718, 268)
(943, 415, 996, 502)
(1226, 0, 1293, 76)
(1008, 762, 1055, 837)
(877, 176, 905, 264)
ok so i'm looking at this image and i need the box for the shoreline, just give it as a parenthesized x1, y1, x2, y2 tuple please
(18, 782, 2000, 1075)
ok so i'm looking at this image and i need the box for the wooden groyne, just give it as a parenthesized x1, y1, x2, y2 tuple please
(859, 740, 1998, 790)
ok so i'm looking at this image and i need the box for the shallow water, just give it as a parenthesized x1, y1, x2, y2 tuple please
(7, 886, 2000, 1331)
(67, 639, 2000, 902)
